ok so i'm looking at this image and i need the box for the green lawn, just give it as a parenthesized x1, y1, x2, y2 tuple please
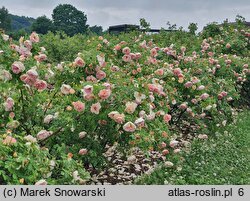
(135, 110, 250, 184)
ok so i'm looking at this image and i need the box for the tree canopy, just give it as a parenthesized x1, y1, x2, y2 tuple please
(0, 6, 11, 31)
(32, 15, 53, 34)
(52, 4, 88, 36)
(89, 25, 103, 35)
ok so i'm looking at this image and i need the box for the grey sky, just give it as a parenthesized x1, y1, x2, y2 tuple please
(1, 0, 250, 30)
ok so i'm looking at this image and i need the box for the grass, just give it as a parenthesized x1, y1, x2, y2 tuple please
(135, 110, 250, 184)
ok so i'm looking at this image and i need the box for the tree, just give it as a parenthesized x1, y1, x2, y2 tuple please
(140, 18, 150, 31)
(166, 21, 177, 31)
(0, 7, 11, 32)
(52, 4, 88, 36)
(89, 25, 103, 35)
(32, 15, 53, 34)
(188, 23, 198, 35)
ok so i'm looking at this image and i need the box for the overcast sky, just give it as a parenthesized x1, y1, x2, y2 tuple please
(1, 0, 250, 30)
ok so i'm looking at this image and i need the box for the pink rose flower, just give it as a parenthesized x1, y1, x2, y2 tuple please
(20, 74, 36, 86)
(72, 101, 85, 112)
(200, 93, 209, 100)
(114, 44, 121, 51)
(102, 82, 112, 89)
(135, 53, 142, 60)
(160, 142, 167, 149)
(79, 148, 88, 155)
(125, 102, 137, 114)
(169, 140, 179, 148)
(113, 113, 125, 124)
(27, 69, 39, 80)
(130, 53, 136, 60)
(163, 114, 172, 123)
(110, 65, 120, 72)
(3, 97, 14, 111)
(148, 84, 156, 92)
(221, 91, 228, 97)
(218, 94, 223, 100)
(2, 136, 17, 145)
(139, 110, 146, 118)
(34, 79, 47, 91)
(35, 54, 47, 62)
(197, 85, 205, 90)
(150, 48, 158, 57)
(108, 111, 119, 119)
(37, 130, 52, 140)
(43, 114, 54, 124)
(83, 85, 93, 95)
(191, 98, 198, 104)
(12, 61, 25, 74)
(30, 32, 40, 43)
(122, 54, 132, 62)
(90, 102, 101, 114)
(122, 47, 131, 55)
(173, 68, 182, 76)
(98, 89, 111, 100)
(162, 149, 169, 155)
(60, 84, 72, 95)
(192, 77, 200, 84)
(179, 103, 187, 110)
(1, 70, 12, 81)
(108, 111, 125, 124)
(134, 92, 146, 104)
(155, 68, 164, 76)
(97, 55, 106, 67)
(150, 57, 158, 65)
(184, 81, 193, 88)
(181, 46, 186, 52)
(83, 93, 95, 101)
(134, 117, 145, 127)
(74, 57, 85, 67)
(96, 70, 106, 80)
(86, 75, 97, 82)
(24, 40, 32, 50)
(123, 122, 136, 132)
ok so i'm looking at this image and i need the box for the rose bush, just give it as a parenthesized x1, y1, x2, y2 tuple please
(0, 20, 249, 183)
(0, 131, 90, 184)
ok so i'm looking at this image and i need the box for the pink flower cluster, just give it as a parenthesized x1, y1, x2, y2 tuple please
(121, 46, 142, 62)
(2, 136, 17, 145)
(218, 91, 228, 100)
(20, 68, 47, 91)
(108, 111, 125, 124)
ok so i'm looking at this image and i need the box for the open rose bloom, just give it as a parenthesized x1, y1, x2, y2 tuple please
(123, 122, 136, 132)
(90, 102, 101, 114)
(12, 61, 25, 74)
(3, 97, 14, 111)
(72, 101, 85, 112)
